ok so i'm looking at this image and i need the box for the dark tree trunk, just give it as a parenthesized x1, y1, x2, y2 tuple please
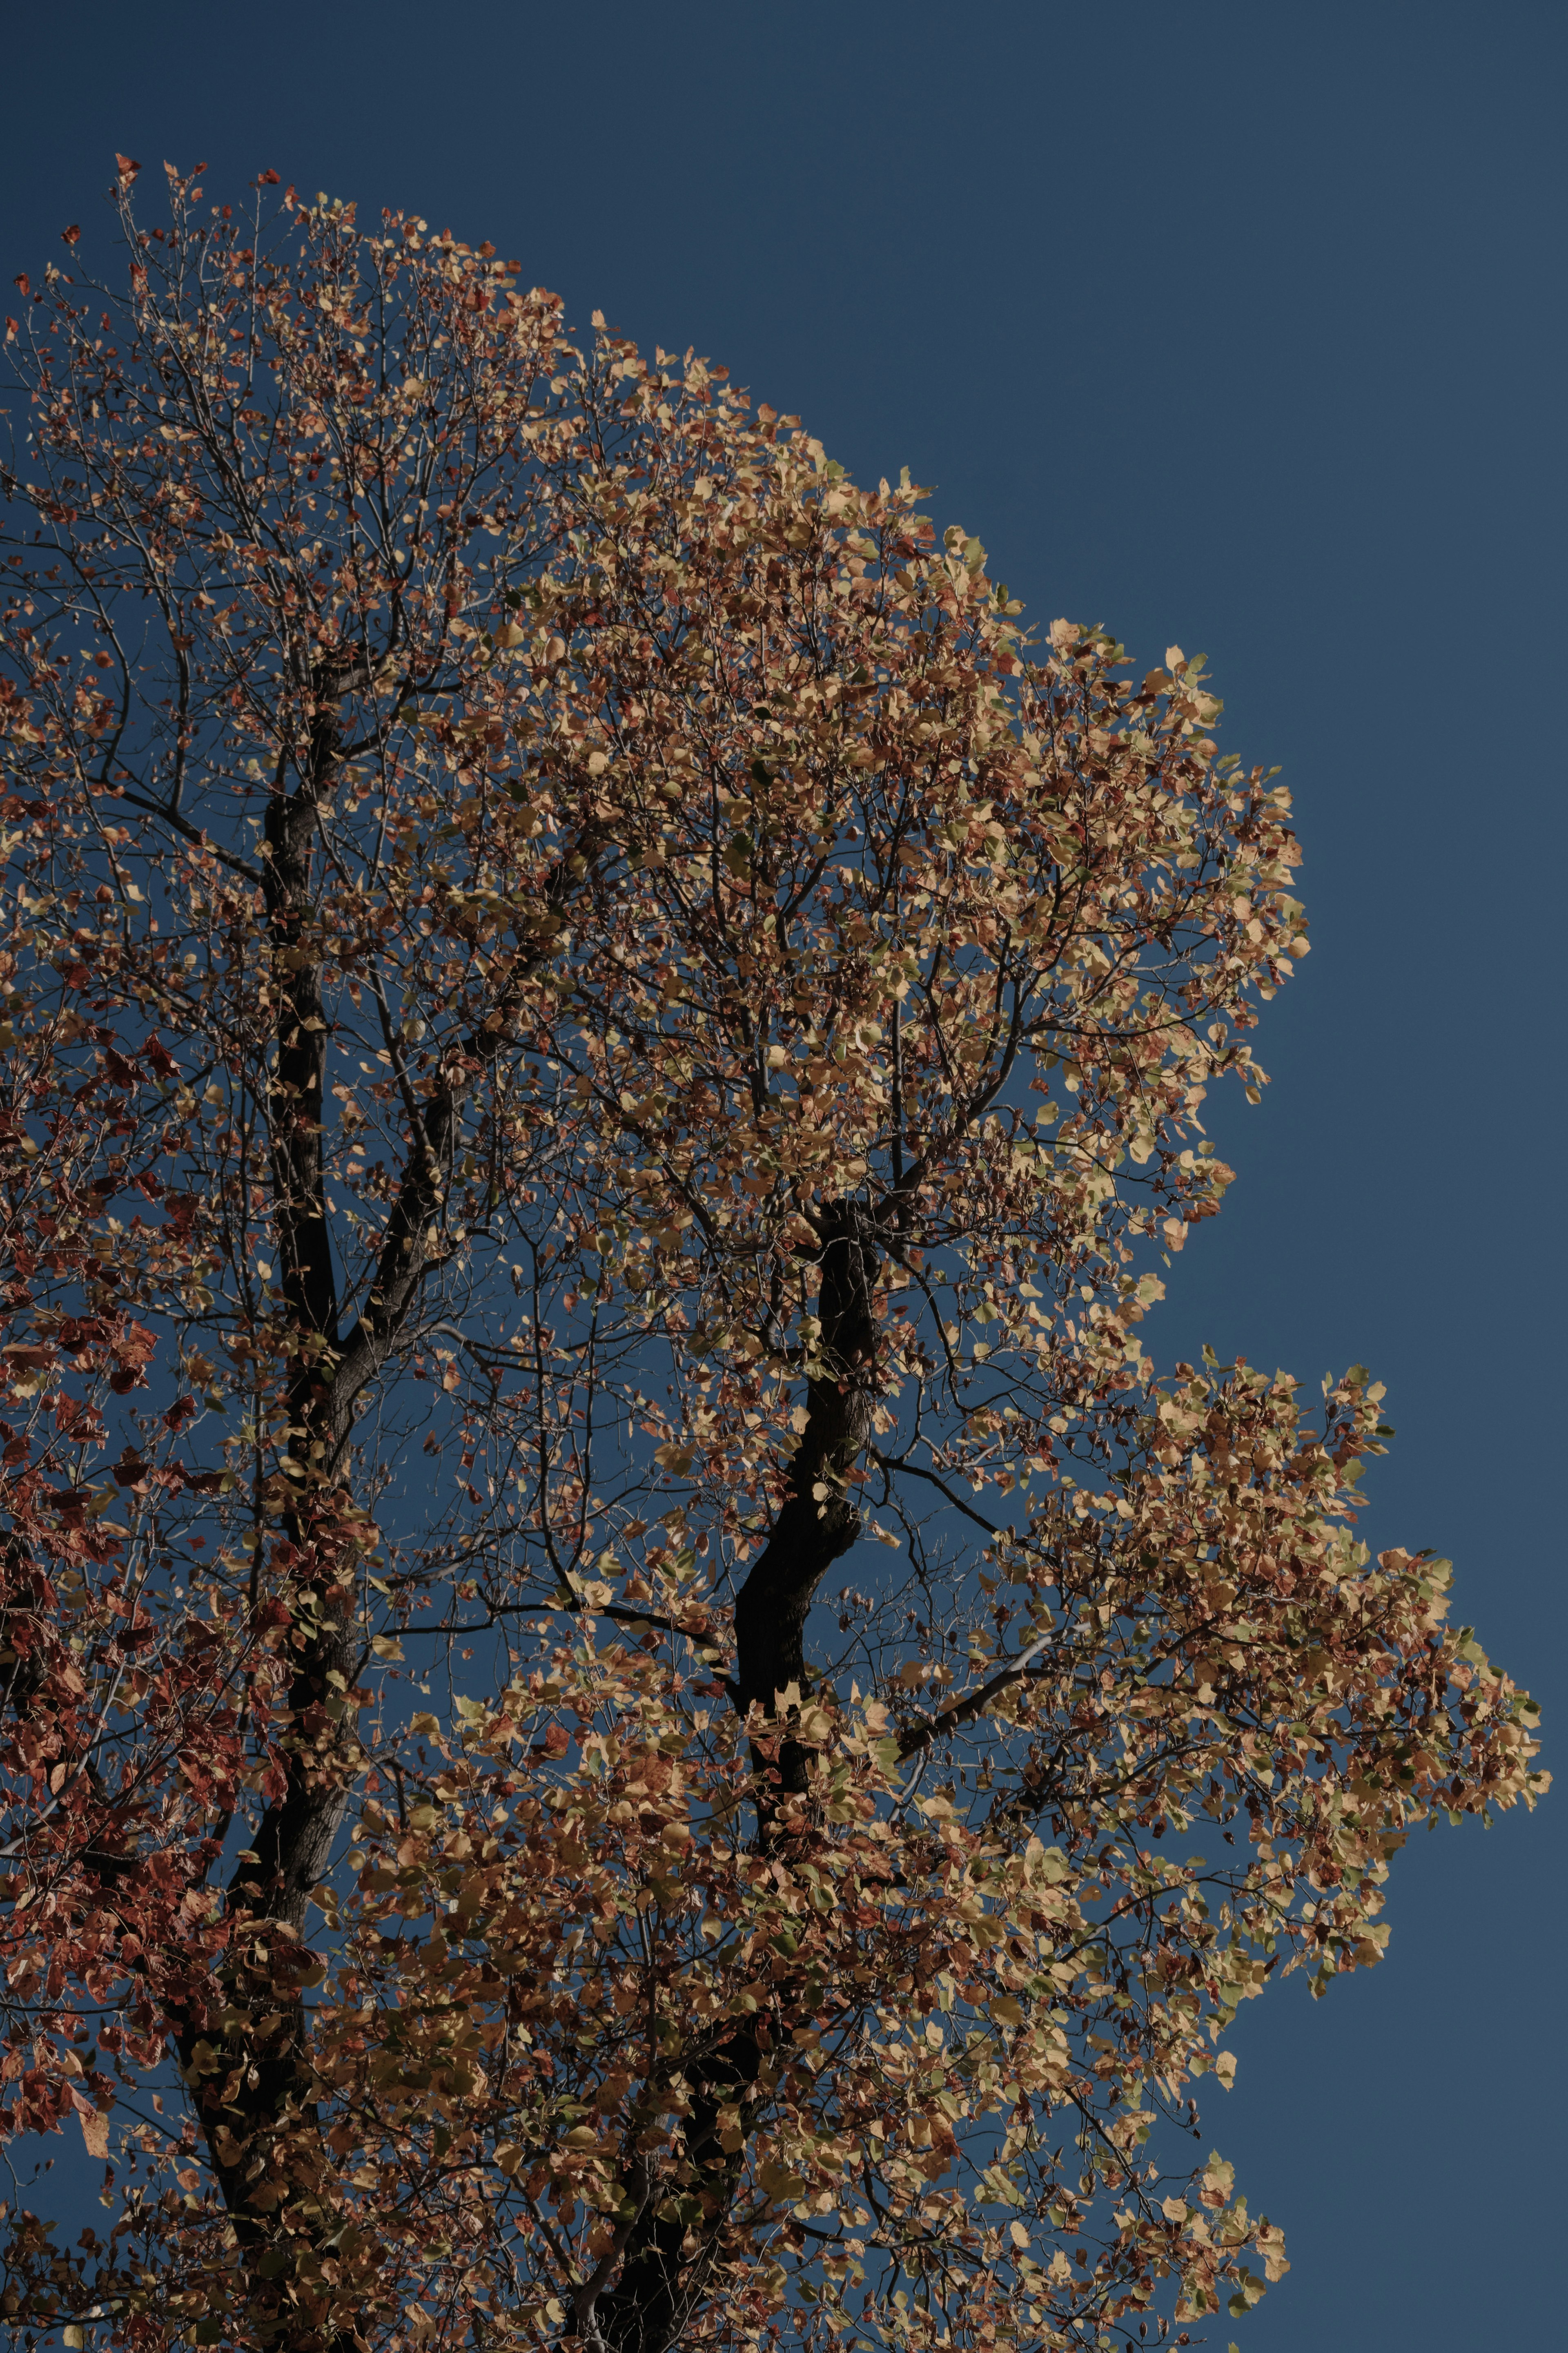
(590, 2030, 763, 2353)
(732, 1200, 880, 1775)
(596, 1200, 881, 2353)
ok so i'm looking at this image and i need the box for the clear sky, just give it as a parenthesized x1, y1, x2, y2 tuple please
(3, 4, 1562, 2344)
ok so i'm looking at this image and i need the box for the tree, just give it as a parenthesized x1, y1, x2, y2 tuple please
(0, 163, 1544, 2353)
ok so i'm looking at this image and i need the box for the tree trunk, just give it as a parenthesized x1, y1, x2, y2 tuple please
(732, 1200, 880, 1773)
(596, 1201, 881, 2353)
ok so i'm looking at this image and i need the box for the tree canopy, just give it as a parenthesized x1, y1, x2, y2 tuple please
(0, 164, 1545, 2353)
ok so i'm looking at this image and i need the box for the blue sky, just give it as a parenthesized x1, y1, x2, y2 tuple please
(3, 4, 1562, 2344)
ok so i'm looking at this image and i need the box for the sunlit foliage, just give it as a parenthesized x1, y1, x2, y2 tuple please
(0, 164, 1544, 2353)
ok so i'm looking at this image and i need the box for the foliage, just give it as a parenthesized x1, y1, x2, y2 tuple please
(0, 165, 1544, 2353)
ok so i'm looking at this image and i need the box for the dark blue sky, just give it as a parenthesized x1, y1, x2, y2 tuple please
(4, 5, 1562, 2344)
